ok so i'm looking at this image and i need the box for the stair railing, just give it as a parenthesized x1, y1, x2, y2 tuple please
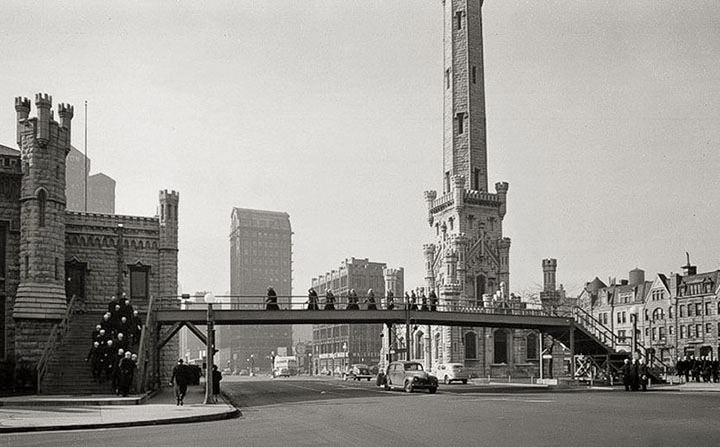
(36, 295, 80, 394)
(572, 306, 623, 351)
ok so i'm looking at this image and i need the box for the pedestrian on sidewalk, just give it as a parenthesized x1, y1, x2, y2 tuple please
(212, 365, 222, 403)
(170, 359, 190, 405)
(621, 358, 632, 391)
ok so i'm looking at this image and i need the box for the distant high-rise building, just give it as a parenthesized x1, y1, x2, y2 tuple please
(66, 145, 115, 213)
(311, 258, 404, 375)
(221, 207, 293, 372)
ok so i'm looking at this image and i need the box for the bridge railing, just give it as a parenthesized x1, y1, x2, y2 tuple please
(180, 295, 556, 318)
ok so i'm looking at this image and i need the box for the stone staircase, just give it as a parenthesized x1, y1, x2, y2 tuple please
(42, 311, 131, 395)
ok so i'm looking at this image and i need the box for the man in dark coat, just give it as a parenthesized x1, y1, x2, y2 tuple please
(117, 351, 136, 397)
(366, 289, 377, 310)
(621, 358, 632, 391)
(265, 286, 279, 310)
(638, 358, 648, 391)
(307, 288, 319, 310)
(324, 290, 336, 310)
(212, 365, 222, 403)
(629, 358, 640, 391)
(429, 290, 438, 311)
(85, 341, 103, 382)
(170, 359, 190, 405)
(386, 289, 394, 310)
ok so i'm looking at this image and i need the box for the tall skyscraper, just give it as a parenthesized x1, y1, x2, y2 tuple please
(223, 207, 293, 372)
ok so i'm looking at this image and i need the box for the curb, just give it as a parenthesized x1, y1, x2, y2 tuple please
(0, 406, 241, 434)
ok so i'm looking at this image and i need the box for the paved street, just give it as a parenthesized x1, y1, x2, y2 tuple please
(7, 376, 720, 447)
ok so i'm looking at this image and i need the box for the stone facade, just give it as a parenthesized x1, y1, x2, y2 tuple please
(0, 93, 179, 391)
(421, 0, 539, 378)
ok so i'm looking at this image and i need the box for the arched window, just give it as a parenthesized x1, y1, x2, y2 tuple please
(493, 330, 508, 364)
(464, 331, 477, 359)
(37, 189, 47, 227)
(526, 332, 538, 360)
(415, 331, 424, 359)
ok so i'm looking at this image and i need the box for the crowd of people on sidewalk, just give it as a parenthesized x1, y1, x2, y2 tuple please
(84, 294, 143, 396)
(621, 358, 650, 391)
(265, 286, 440, 311)
(676, 355, 720, 383)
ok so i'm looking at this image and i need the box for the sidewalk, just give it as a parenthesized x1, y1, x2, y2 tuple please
(0, 385, 240, 433)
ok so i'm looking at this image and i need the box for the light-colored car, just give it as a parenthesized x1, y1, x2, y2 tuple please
(344, 364, 373, 381)
(435, 363, 469, 384)
(384, 361, 438, 393)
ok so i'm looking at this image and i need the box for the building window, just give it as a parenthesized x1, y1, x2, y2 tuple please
(526, 332, 538, 360)
(669, 306, 673, 319)
(696, 303, 703, 316)
(0, 295, 5, 359)
(493, 330, 508, 364)
(456, 113, 464, 134)
(706, 302, 712, 316)
(445, 69, 450, 89)
(129, 265, 150, 300)
(618, 330, 627, 343)
(434, 333, 441, 362)
(456, 11, 463, 30)
(688, 304, 694, 317)
(38, 189, 47, 227)
(696, 324, 702, 338)
(680, 326, 686, 339)
(473, 168, 481, 191)
(472, 66, 477, 84)
(414, 331, 425, 359)
(464, 331, 477, 359)
(659, 327, 666, 340)
(680, 305, 686, 318)
(706, 323, 712, 334)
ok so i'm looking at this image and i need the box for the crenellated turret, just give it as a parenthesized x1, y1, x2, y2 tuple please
(424, 190, 437, 226)
(14, 92, 71, 322)
(495, 181, 509, 219)
(15, 96, 30, 145)
(58, 103, 74, 148)
(34, 93, 52, 146)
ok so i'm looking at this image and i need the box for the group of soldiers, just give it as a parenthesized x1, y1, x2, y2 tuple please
(621, 358, 650, 391)
(84, 294, 144, 396)
(676, 355, 720, 383)
(265, 286, 441, 311)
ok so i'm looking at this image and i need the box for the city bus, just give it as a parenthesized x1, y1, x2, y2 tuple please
(273, 356, 298, 377)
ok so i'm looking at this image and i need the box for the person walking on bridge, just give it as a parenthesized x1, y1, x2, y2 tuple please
(266, 286, 279, 310)
(386, 289, 394, 310)
(366, 289, 377, 310)
(307, 288, 319, 310)
(324, 290, 336, 310)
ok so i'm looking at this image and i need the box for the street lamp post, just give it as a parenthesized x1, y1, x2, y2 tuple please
(203, 292, 216, 405)
(630, 305, 639, 360)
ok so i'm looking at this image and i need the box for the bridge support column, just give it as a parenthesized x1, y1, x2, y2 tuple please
(569, 321, 576, 378)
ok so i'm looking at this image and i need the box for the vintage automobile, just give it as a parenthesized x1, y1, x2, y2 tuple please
(384, 360, 438, 393)
(343, 364, 374, 381)
(434, 363, 469, 384)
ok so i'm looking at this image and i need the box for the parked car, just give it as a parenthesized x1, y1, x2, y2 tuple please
(434, 363, 469, 384)
(384, 361, 438, 393)
(344, 364, 373, 381)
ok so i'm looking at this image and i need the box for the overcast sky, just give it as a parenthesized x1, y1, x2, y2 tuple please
(2, 1, 719, 298)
